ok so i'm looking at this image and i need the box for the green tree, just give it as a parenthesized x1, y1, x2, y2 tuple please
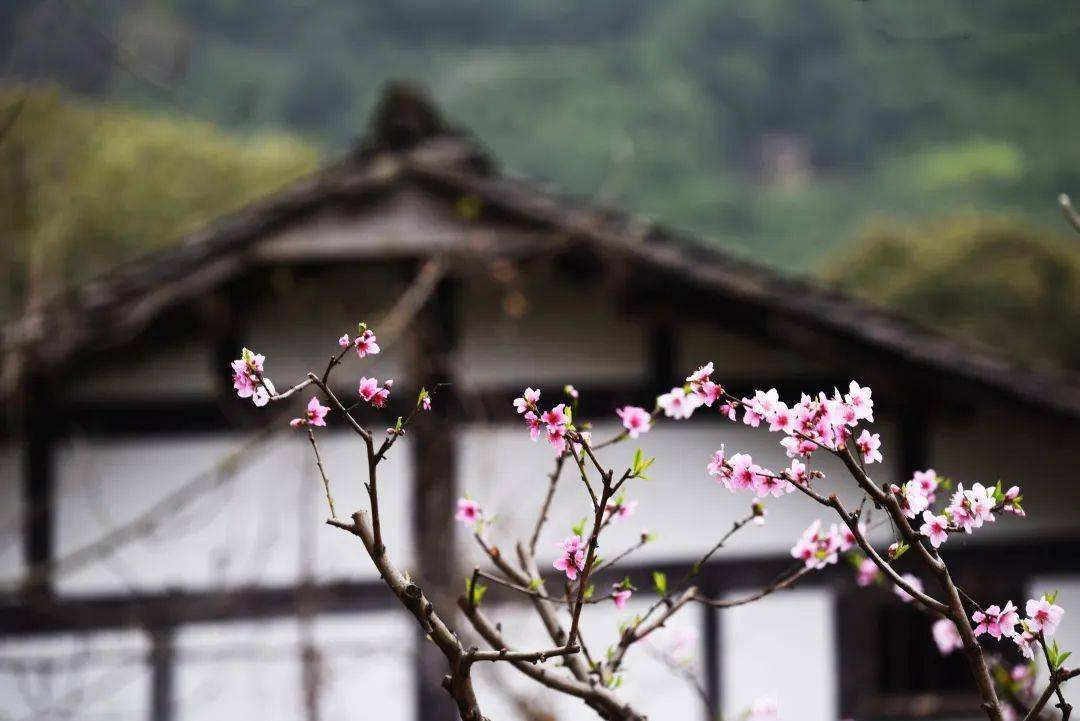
(0, 86, 318, 318)
(823, 215, 1080, 371)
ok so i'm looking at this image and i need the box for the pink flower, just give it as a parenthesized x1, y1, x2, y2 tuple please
(686, 361, 722, 405)
(727, 453, 757, 492)
(358, 377, 391, 407)
(657, 387, 702, 420)
(616, 406, 651, 438)
(844, 381, 874, 422)
(706, 446, 726, 479)
(553, 536, 586, 581)
(920, 511, 949, 548)
(354, 329, 380, 358)
(1003, 485, 1025, 516)
(932, 619, 963, 655)
(742, 388, 779, 428)
(564, 384, 579, 400)
(948, 483, 996, 533)
(718, 401, 737, 421)
(972, 601, 1020, 639)
(856, 557, 879, 587)
(547, 424, 567, 455)
(524, 411, 542, 441)
(541, 403, 570, 429)
(291, 396, 330, 428)
(604, 499, 638, 522)
(1014, 630, 1037, 660)
(230, 348, 272, 406)
(1025, 595, 1064, 636)
(455, 498, 481, 527)
(837, 523, 864, 553)
(612, 586, 633, 609)
(686, 362, 714, 387)
(752, 467, 789, 499)
(912, 469, 940, 501)
(514, 387, 541, 414)
(790, 520, 840, 570)
(421, 395, 432, 411)
(856, 429, 882, 464)
(786, 459, 808, 485)
(894, 573, 924, 603)
(338, 334, 350, 347)
(893, 481, 929, 519)
(767, 402, 795, 433)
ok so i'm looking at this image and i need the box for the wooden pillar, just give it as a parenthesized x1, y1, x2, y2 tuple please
(407, 274, 459, 721)
(701, 570, 723, 721)
(648, 322, 677, 396)
(22, 376, 54, 596)
(149, 627, 176, 721)
(898, 392, 931, 484)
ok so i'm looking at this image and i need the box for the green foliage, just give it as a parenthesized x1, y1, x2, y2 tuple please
(652, 571, 667, 597)
(9, 2, 1080, 272)
(825, 215, 1080, 371)
(0, 86, 318, 317)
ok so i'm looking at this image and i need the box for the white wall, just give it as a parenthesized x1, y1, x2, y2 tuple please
(0, 629, 149, 720)
(53, 431, 412, 595)
(459, 275, 647, 387)
(721, 589, 837, 721)
(1026, 576, 1080, 707)
(175, 612, 414, 721)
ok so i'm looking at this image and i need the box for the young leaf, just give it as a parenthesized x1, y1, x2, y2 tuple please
(652, 571, 668, 596)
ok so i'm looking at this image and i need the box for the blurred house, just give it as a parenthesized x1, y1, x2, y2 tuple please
(2, 84, 1079, 721)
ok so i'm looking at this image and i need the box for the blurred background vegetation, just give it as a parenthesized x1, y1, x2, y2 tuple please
(2, 0, 1078, 370)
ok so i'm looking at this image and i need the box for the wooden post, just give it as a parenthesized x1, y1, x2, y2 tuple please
(22, 376, 54, 597)
(407, 274, 459, 721)
(149, 627, 176, 721)
(702, 569, 723, 721)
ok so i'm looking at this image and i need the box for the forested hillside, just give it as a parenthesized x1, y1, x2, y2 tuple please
(6, 1, 1079, 264)
(3, 0, 1080, 365)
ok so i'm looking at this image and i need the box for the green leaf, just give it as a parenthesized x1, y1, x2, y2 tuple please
(583, 584, 596, 600)
(465, 576, 488, 606)
(528, 578, 543, 591)
(572, 518, 587, 537)
(652, 571, 668, 596)
(893, 542, 910, 560)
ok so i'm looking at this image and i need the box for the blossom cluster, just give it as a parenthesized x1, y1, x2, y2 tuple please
(514, 388, 580, 454)
(553, 535, 586, 581)
(230, 348, 274, 406)
(790, 519, 859, 570)
(228, 327, 442, 432)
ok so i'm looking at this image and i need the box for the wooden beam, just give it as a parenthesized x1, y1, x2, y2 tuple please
(0, 580, 393, 637)
(407, 273, 460, 721)
(22, 377, 55, 596)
